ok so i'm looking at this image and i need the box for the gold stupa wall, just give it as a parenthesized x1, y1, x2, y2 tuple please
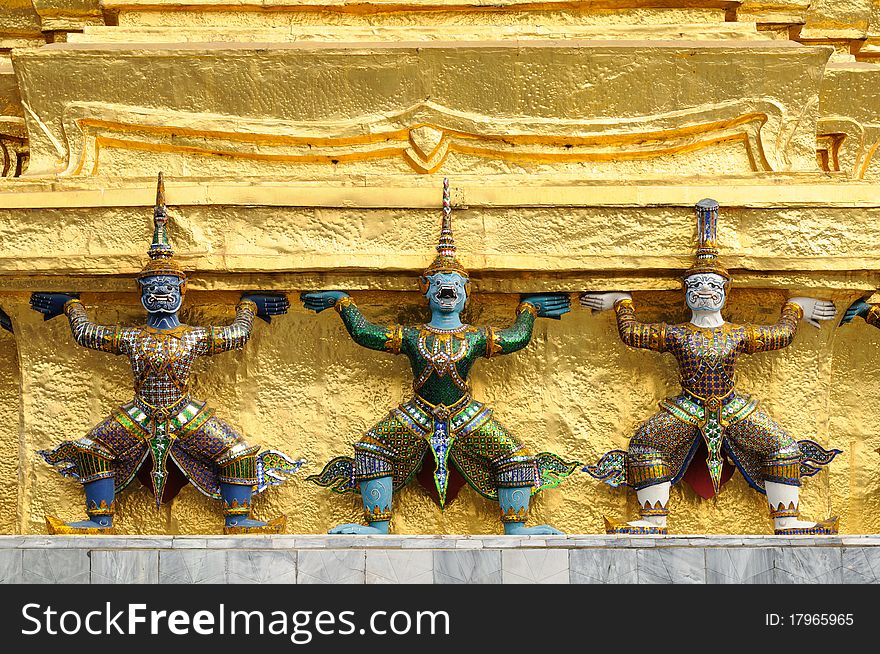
(1, 0, 880, 535)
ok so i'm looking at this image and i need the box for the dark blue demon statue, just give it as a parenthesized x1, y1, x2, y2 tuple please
(32, 174, 302, 534)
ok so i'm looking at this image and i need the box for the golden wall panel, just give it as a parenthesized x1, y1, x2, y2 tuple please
(30, 0, 103, 32)
(799, 0, 871, 42)
(818, 62, 880, 178)
(70, 22, 768, 44)
(105, 1, 733, 29)
(11, 41, 830, 177)
(1, 285, 872, 535)
(0, 325, 19, 533)
(737, 1, 810, 26)
(2, 184, 880, 287)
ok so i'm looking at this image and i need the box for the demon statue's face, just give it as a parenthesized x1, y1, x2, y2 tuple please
(683, 272, 727, 313)
(139, 274, 185, 315)
(424, 272, 468, 316)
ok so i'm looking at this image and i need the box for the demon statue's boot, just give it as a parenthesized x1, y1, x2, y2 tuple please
(582, 199, 841, 536)
(304, 179, 579, 535)
(33, 174, 303, 535)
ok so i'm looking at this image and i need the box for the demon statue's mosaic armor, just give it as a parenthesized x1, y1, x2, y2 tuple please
(32, 174, 302, 534)
(304, 179, 578, 535)
(582, 199, 840, 535)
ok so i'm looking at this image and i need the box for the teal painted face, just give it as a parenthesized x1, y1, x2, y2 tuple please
(424, 272, 468, 315)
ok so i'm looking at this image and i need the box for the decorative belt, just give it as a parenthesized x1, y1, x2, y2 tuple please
(682, 387, 734, 410)
(134, 395, 191, 421)
(412, 393, 471, 421)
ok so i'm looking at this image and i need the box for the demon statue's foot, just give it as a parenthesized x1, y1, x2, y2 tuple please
(46, 515, 115, 535)
(775, 516, 839, 536)
(223, 515, 286, 535)
(603, 516, 668, 535)
(503, 523, 564, 535)
(328, 523, 389, 535)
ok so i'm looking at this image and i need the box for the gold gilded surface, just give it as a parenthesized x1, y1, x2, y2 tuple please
(0, 0, 42, 37)
(4, 182, 880, 287)
(1, 287, 874, 535)
(3, 1, 880, 536)
(799, 0, 871, 42)
(737, 1, 810, 26)
(70, 22, 770, 44)
(22, 0, 104, 33)
(818, 62, 880, 177)
(0, 325, 18, 533)
(10, 41, 830, 177)
(106, 1, 731, 29)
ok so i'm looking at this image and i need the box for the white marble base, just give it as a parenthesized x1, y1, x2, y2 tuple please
(1, 534, 878, 584)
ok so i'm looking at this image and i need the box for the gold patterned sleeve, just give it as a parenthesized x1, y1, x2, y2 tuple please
(63, 299, 126, 355)
(743, 301, 804, 354)
(335, 296, 405, 354)
(199, 300, 257, 355)
(613, 298, 668, 352)
(865, 305, 880, 328)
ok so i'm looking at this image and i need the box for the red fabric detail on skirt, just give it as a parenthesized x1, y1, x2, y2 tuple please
(136, 458, 189, 504)
(683, 438, 736, 499)
(416, 453, 467, 507)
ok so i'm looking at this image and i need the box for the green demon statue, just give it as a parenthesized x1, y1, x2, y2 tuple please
(304, 179, 578, 535)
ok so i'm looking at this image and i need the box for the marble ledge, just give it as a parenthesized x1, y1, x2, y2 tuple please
(2, 536, 880, 583)
(1, 534, 878, 550)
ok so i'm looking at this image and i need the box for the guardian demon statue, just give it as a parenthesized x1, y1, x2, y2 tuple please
(304, 179, 578, 535)
(32, 174, 302, 534)
(582, 199, 840, 535)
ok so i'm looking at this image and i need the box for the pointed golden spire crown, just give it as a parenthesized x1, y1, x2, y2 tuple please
(683, 198, 730, 282)
(422, 178, 469, 281)
(137, 172, 187, 282)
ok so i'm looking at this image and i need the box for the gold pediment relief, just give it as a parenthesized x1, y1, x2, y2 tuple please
(60, 100, 779, 177)
(13, 40, 828, 177)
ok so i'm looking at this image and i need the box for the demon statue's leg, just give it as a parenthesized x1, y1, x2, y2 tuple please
(329, 476, 393, 535)
(631, 481, 670, 530)
(221, 482, 266, 530)
(765, 481, 837, 534)
(726, 410, 838, 535)
(218, 446, 287, 534)
(46, 476, 115, 534)
(499, 486, 562, 535)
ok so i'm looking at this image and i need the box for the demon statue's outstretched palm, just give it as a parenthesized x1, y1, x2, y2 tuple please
(32, 174, 303, 534)
(582, 199, 840, 535)
(304, 179, 578, 535)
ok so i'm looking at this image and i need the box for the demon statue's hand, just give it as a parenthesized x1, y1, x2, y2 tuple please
(30, 293, 79, 321)
(579, 292, 633, 313)
(0, 307, 11, 334)
(520, 293, 571, 319)
(241, 293, 290, 324)
(788, 297, 837, 329)
(840, 299, 872, 326)
(301, 291, 350, 314)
